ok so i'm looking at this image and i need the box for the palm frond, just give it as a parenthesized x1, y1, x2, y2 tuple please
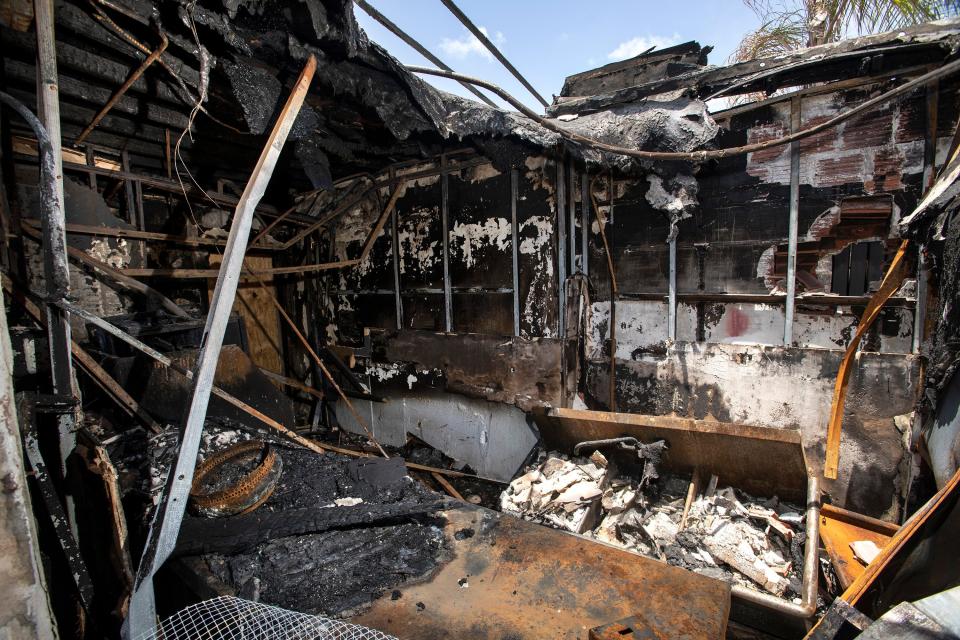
(730, 13, 808, 62)
(736, 0, 960, 61)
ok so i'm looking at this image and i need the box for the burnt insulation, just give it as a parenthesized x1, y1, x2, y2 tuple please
(195, 447, 448, 616)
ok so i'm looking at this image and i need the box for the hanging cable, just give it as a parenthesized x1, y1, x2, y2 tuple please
(437, 0, 550, 109)
(353, 0, 498, 108)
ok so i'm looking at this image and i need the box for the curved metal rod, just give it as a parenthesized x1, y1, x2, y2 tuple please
(438, 0, 549, 109)
(0, 91, 69, 299)
(353, 0, 498, 108)
(732, 475, 821, 619)
(409, 58, 960, 161)
(75, 31, 169, 145)
(573, 437, 638, 456)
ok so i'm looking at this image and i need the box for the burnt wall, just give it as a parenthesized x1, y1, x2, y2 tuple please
(584, 343, 919, 520)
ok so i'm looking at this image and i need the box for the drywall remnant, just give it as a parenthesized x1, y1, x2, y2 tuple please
(645, 174, 699, 217)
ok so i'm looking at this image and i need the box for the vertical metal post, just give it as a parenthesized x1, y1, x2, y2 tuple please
(441, 155, 452, 332)
(390, 170, 403, 330)
(135, 179, 145, 230)
(121, 151, 137, 225)
(914, 83, 938, 354)
(34, 0, 77, 479)
(923, 81, 939, 192)
(556, 160, 566, 338)
(126, 56, 316, 638)
(390, 201, 403, 330)
(568, 158, 576, 274)
(84, 148, 97, 189)
(581, 173, 589, 278)
(511, 168, 520, 337)
(668, 227, 677, 341)
(913, 248, 927, 353)
(783, 96, 801, 346)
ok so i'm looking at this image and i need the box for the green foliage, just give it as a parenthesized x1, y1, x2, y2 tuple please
(731, 0, 960, 63)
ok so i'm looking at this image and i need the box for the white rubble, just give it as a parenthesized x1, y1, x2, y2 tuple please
(500, 450, 806, 599)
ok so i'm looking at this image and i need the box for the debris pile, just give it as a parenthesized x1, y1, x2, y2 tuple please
(501, 450, 805, 597)
(500, 450, 614, 534)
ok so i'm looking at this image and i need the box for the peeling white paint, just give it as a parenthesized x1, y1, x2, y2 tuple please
(450, 217, 511, 268)
(406, 374, 418, 389)
(464, 163, 501, 183)
(365, 362, 402, 382)
(517, 215, 556, 338)
(398, 210, 440, 276)
(524, 155, 555, 205)
(518, 216, 553, 257)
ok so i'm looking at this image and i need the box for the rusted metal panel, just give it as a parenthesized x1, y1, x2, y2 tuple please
(819, 504, 898, 589)
(535, 408, 808, 503)
(353, 504, 730, 639)
(377, 330, 563, 410)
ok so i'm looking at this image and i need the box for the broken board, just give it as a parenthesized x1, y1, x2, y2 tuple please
(208, 255, 283, 375)
(351, 504, 730, 639)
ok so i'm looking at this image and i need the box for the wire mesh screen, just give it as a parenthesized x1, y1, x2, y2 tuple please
(136, 596, 398, 640)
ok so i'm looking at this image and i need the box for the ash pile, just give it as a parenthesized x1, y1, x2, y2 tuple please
(107, 419, 449, 616)
(500, 446, 805, 598)
(190, 447, 449, 616)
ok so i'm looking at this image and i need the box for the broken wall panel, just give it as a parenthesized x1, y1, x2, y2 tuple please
(399, 293, 445, 332)
(335, 389, 538, 481)
(450, 292, 513, 336)
(585, 80, 960, 304)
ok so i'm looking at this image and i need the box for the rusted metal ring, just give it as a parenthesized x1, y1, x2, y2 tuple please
(190, 441, 282, 517)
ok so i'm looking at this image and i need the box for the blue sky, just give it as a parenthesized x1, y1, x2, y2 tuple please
(354, 1, 760, 111)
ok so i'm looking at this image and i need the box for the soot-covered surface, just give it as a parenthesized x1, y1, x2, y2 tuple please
(196, 447, 449, 616)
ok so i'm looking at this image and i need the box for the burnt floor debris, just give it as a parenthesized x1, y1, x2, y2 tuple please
(1, 1, 960, 639)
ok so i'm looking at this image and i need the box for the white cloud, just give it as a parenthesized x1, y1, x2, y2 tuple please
(439, 27, 505, 61)
(607, 33, 681, 61)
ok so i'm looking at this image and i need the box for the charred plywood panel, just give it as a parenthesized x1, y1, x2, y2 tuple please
(400, 293, 445, 332)
(376, 330, 562, 410)
(451, 292, 513, 336)
(584, 342, 918, 519)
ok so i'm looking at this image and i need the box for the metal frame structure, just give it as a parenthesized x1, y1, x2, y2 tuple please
(783, 96, 802, 346)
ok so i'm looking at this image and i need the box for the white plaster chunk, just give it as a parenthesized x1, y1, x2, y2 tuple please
(644, 174, 698, 217)
(850, 540, 881, 565)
